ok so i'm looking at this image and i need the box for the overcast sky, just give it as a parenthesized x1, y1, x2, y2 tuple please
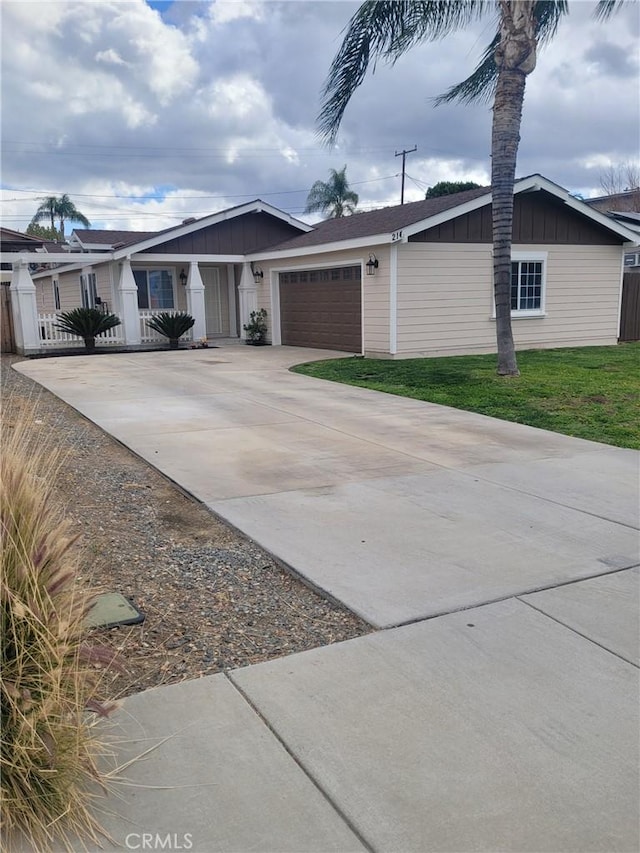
(1, 0, 638, 235)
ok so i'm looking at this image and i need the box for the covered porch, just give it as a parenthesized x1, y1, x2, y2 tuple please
(2, 254, 263, 354)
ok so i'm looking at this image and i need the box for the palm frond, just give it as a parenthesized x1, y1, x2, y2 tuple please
(594, 0, 625, 20)
(435, 0, 568, 106)
(54, 308, 120, 338)
(318, 0, 487, 143)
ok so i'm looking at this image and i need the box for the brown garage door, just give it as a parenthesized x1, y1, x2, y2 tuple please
(279, 266, 361, 352)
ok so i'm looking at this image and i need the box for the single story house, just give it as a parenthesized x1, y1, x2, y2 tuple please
(3, 174, 637, 356)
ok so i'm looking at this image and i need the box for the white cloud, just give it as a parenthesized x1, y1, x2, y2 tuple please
(96, 48, 128, 66)
(1, 1, 637, 230)
(208, 0, 265, 26)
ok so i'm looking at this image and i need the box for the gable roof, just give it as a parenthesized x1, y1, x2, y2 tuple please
(111, 199, 312, 258)
(251, 174, 638, 259)
(265, 186, 490, 252)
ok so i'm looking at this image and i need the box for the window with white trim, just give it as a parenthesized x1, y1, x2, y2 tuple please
(80, 272, 97, 308)
(133, 269, 174, 310)
(53, 279, 60, 310)
(508, 253, 546, 317)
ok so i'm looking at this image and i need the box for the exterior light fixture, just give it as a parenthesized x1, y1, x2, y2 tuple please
(365, 254, 379, 276)
(179, 268, 188, 286)
(252, 265, 264, 284)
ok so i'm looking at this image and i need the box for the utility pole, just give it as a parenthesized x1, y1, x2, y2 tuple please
(395, 146, 417, 205)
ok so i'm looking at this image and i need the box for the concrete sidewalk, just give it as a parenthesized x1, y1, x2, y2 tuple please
(13, 348, 640, 852)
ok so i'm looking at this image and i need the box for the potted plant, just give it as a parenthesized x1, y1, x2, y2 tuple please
(243, 309, 268, 345)
(146, 312, 195, 349)
(54, 308, 121, 353)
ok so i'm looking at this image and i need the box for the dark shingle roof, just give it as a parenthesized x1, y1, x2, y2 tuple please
(264, 186, 491, 252)
(72, 229, 157, 247)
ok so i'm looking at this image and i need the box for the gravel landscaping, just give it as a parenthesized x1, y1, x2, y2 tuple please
(1, 356, 371, 697)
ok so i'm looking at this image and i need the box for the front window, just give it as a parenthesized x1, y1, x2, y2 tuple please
(53, 279, 60, 310)
(509, 257, 545, 315)
(134, 269, 174, 310)
(80, 272, 97, 308)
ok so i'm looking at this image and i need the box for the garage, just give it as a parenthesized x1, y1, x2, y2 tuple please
(279, 265, 362, 352)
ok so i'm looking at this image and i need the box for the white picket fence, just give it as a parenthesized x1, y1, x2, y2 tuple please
(139, 310, 194, 343)
(37, 311, 194, 348)
(38, 313, 123, 347)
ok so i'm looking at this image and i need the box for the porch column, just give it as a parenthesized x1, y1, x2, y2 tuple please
(10, 260, 40, 354)
(238, 262, 258, 341)
(186, 261, 206, 340)
(226, 264, 238, 337)
(118, 259, 141, 345)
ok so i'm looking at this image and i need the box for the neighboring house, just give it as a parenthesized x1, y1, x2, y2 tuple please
(585, 188, 640, 215)
(585, 189, 640, 269)
(3, 174, 638, 356)
(0, 227, 45, 283)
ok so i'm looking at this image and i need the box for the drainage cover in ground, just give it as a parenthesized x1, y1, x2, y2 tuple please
(86, 593, 145, 629)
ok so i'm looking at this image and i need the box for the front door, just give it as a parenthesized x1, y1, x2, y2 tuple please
(201, 268, 222, 335)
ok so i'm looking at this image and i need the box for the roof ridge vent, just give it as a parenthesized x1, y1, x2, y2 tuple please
(182, 217, 197, 225)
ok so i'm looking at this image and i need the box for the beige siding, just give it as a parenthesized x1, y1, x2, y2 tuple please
(258, 246, 390, 351)
(395, 243, 622, 357)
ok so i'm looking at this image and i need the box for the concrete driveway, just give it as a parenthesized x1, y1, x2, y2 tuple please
(15, 345, 639, 628)
(13, 346, 640, 852)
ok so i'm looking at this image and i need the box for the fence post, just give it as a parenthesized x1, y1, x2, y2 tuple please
(10, 260, 40, 354)
(118, 258, 141, 345)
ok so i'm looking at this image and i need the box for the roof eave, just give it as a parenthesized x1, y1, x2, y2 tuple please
(111, 200, 312, 259)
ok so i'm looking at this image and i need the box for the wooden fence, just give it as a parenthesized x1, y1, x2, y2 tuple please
(1, 283, 15, 353)
(619, 272, 640, 342)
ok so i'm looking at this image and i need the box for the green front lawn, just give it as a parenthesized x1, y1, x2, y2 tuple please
(293, 344, 640, 449)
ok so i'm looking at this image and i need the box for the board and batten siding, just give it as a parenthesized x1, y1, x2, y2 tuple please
(395, 243, 622, 357)
(257, 246, 390, 352)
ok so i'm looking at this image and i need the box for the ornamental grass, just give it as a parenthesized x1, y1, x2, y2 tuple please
(1, 405, 119, 852)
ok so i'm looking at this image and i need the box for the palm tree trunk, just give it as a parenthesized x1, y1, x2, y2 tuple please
(491, 65, 526, 376)
(491, 0, 537, 377)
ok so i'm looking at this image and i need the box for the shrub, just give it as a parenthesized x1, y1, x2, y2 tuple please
(243, 309, 268, 344)
(145, 312, 195, 349)
(1, 409, 118, 851)
(54, 308, 121, 353)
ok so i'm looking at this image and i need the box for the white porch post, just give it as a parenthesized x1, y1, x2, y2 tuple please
(10, 260, 40, 353)
(238, 262, 258, 341)
(186, 261, 206, 340)
(226, 263, 238, 337)
(118, 259, 141, 345)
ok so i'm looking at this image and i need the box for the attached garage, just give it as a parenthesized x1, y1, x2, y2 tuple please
(279, 265, 362, 352)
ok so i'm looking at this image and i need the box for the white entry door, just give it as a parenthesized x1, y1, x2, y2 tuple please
(201, 268, 222, 335)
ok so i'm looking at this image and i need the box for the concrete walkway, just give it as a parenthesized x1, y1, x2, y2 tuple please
(13, 347, 640, 852)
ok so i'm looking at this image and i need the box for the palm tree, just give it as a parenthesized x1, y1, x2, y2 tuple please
(305, 165, 359, 218)
(31, 194, 90, 239)
(318, 1, 623, 376)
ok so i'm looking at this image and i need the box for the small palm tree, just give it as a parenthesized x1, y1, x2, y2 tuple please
(31, 194, 90, 240)
(146, 312, 195, 349)
(305, 165, 359, 218)
(54, 308, 121, 353)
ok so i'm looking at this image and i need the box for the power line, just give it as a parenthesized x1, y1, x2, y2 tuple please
(0, 175, 399, 202)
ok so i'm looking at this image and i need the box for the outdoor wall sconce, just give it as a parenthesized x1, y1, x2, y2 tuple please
(365, 253, 379, 276)
(252, 265, 264, 284)
(179, 268, 188, 287)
